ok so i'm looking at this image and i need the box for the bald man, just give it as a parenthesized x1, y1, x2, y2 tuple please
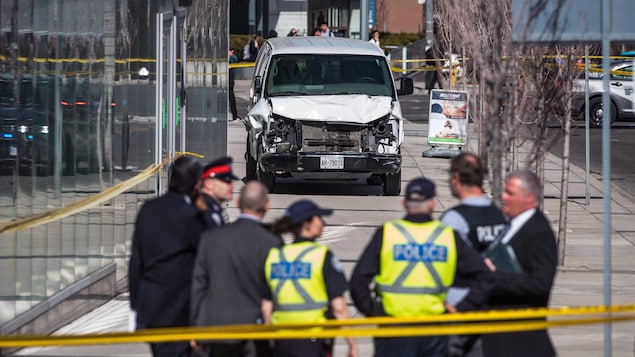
(191, 181, 282, 357)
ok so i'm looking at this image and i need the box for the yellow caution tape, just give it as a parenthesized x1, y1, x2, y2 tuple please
(1, 304, 635, 348)
(229, 62, 256, 69)
(0, 152, 202, 234)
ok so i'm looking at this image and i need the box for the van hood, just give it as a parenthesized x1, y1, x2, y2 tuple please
(270, 95, 393, 124)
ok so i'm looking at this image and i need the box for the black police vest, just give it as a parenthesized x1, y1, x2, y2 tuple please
(451, 203, 507, 253)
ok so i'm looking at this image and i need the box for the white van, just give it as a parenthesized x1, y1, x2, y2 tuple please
(243, 37, 413, 195)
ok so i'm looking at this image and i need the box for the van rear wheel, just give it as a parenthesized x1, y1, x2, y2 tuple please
(383, 170, 401, 196)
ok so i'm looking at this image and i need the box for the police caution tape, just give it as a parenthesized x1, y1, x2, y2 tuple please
(0, 152, 203, 234)
(1, 304, 634, 348)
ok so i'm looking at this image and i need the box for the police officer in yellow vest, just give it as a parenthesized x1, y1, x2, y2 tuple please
(263, 199, 358, 357)
(350, 177, 494, 356)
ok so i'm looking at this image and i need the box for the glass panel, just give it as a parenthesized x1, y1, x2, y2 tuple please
(0, 0, 228, 326)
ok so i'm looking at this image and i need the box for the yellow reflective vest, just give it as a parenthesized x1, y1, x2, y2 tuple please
(265, 241, 329, 325)
(374, 219, 457, 317)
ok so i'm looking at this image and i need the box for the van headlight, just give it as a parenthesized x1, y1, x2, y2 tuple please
(266, 115, 298, 151)
(370, 116, 395, 141)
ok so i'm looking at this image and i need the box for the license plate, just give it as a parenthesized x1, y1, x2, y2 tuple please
(320, 156, 344, 169)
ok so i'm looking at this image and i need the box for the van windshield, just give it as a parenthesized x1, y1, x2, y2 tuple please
(266, 54, 394, 97)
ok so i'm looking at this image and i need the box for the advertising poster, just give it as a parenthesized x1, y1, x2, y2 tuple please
(427, 89, 469, 146)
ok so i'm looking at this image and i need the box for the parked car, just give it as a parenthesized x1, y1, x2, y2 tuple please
(572, 61, 634, 127)
(243, 37, 413, 195)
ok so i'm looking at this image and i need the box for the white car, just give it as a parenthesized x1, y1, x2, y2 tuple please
(243, 37, 413, 195)
(572, 61, 634, 127)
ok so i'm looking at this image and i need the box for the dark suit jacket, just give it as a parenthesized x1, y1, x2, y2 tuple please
(128, 191, 206, 328)
(191, 217, 282, 328)
(482, 209, 558, 357)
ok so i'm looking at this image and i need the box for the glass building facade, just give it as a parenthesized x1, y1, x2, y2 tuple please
(0, 0, 228, 333)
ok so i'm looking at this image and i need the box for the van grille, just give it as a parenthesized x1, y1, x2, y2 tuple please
(300, 122, 364, 152)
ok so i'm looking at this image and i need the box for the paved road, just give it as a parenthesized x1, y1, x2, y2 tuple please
(12, 79, 635, 356)
(547, 121, 635, 198)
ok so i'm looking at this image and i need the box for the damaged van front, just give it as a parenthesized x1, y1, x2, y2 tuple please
(243, 37, 413, 195)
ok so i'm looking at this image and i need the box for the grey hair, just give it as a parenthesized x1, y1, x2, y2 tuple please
(506, 169, 541, 201)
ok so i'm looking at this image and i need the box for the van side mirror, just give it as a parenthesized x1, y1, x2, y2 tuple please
(397, 77, 414, 96)
(254, 75, 262, 93)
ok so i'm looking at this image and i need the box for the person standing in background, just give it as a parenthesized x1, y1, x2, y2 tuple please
(440, 152, 507, 357)
(287, 28, 299, 36)
(128, 156, 206, 357)
(190, 181, 281, 357)
(368, 30, 381, 48)
(319, 21, 334, 37)
(248, 32, 259, 62)
(481, 170, 557, 357)
(228, 48, 239, 121)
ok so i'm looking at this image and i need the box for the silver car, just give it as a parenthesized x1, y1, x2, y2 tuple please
(572, 61, 634, 127)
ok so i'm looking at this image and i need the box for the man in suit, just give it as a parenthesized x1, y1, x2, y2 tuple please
(482, 169, 557, 357)
(190, 181, 281, 357)
(128, 155, 206, 357)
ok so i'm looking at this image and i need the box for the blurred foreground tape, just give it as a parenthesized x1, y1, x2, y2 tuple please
(1, 304, 635, 348)
(0, 152, 203, 234)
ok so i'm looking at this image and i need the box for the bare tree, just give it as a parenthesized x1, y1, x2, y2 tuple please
(435, 1, 582, 265)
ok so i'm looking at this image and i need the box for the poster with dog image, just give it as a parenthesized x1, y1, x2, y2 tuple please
(427, 89, 469, 146)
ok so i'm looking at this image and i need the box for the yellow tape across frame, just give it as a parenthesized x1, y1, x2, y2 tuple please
(1, 304, 634, 348)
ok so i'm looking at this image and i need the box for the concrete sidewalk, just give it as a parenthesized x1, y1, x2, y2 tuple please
(12, 79, 635, 356)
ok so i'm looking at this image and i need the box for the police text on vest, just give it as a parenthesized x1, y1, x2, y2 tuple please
(271, 262, 312, 280)
(393, 243, 447, 262)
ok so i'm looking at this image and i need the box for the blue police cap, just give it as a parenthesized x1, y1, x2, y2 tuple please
(284, 199, 333, 224)
(405, 177, 436, 201)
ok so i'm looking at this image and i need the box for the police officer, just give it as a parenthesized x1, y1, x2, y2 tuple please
(197, 156, 239, 228)
(440, 152, 507, 357)
(263, 199, 358, 357)
(350, 177, 494, 357)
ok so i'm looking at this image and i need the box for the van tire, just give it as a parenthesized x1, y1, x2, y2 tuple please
(258, 166, 276, 193)
(245, 139, 257, 181)
(383, 170, 401, 196)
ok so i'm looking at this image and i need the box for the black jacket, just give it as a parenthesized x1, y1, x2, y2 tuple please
(191, 216, 282, 327)
(128, 192, 206, 328)
(200, 193, 225, 229)
(350, 214, 494, 317)
(482, 209, 557, 357)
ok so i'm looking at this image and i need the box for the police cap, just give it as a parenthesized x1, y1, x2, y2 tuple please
(285, 199, 333, 224)
(201, 156, 240, 183)
(405, 177, 436, 202)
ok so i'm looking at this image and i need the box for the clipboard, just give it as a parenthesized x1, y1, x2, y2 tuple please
(483, 243, 523, 273)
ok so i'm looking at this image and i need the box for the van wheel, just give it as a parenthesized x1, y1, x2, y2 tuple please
(383, 170, 401, 196)
(245, 139, 257, 181)
(589, 97, 616, 128)
(258, 166, 276, 193)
